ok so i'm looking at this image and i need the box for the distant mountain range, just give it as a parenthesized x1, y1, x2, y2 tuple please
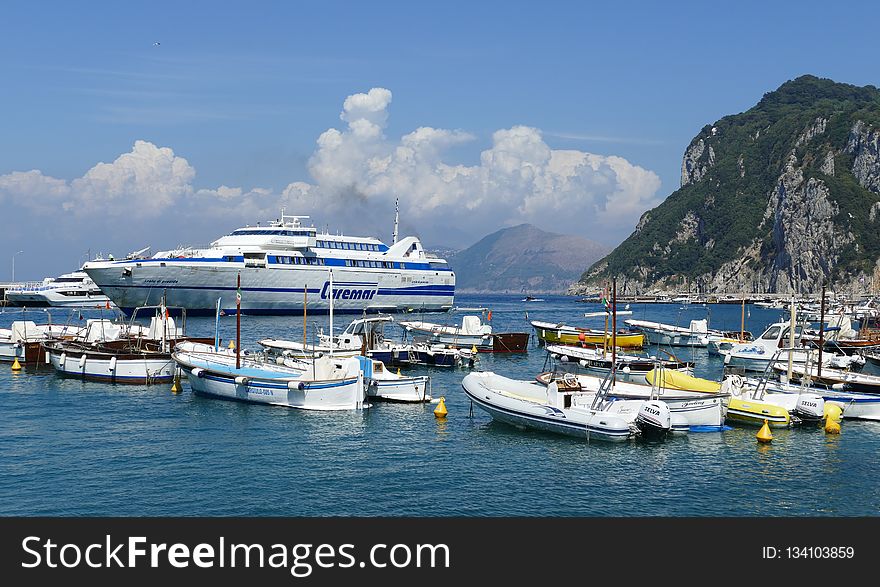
(444, 224, 609, 293)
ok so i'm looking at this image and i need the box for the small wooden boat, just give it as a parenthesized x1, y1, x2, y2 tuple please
(173, 346, 368, 410)
(42, 304, 211, 384)
(530, 320, 644, 348)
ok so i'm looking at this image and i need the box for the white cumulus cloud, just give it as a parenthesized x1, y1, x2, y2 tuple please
(281, 88, 662, 245)
(0, 87, 662, 277)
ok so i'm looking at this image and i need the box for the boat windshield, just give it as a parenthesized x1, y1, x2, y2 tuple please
(761, 326, 782, 340)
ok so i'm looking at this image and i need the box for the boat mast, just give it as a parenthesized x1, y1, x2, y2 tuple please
(787, 297, 795, 382)
(303, 283, 308, 355)
(739, 297, 745, 342)
(214, 297, 221, 352)
(236, 273, 241, 369)
(817, 284, 826, 378)
(392, 197, 399, 245)
(611, 278, 617, 386)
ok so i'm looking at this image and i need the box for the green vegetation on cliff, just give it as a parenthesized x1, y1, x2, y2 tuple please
(578, 75, 880, 294)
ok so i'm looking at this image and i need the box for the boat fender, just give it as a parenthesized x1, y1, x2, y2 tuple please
(831, 383, 846, 390)
(579, 359, 587, 367)
(191, 367, 204, 378)
(670, 412, 690, 434)
(298, 381, 306, 391)
(78, 355, 87, 368)
(59, 352, 67, 367)
(559, 355, 568, 362)
(109, 356, 117, 372)
(234, 376, 249, 386)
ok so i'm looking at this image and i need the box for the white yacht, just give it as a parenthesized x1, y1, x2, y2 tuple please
(82, 211, 455, 316)
(4, 271, 113, 308)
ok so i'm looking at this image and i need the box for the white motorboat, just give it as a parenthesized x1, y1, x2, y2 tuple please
(399, 315, 492, 349)
(0, 319, 84, 363)
(535, 369, 727, 429)
(258, 314, 476, 368)
(718, 322, 816, 372)
(4, 271, 114, 308)
(624, 318, 725, 347)
(82, 209, 454, 316)
(173, 346, 367, 410)
(360, 357, 430, 402)
(461, 371, 683, 441)
(543, 343, 693, 383)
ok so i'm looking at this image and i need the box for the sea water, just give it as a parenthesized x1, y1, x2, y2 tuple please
(1, 295, 878, 516)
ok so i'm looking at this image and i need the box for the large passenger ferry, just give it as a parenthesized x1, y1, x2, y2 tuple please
(83, 211, 455, 316)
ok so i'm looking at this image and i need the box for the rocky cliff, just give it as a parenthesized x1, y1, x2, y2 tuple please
(447, 224, 608, 293)
(572, 75, 880, 296)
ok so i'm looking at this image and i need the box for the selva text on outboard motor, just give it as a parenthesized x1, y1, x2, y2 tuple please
(635, 400, 672, 439)
(793, 393, 825, 424)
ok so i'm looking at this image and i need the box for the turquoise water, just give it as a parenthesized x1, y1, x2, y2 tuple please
(1, 295, 878, 516)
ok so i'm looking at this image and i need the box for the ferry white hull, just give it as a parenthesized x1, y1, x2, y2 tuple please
(85, 262, 454, 315)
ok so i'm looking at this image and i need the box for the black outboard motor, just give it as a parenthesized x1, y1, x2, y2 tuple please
(635, 400, 672, 439)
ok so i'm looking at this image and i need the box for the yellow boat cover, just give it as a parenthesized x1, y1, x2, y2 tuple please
(644, 368, 721, 393)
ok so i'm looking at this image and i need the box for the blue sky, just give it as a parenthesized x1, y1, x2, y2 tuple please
(1, 0, 878, 280)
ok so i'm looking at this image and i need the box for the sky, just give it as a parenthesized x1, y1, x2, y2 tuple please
(1, 0, 878, 280)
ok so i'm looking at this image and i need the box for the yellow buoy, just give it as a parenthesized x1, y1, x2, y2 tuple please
(228, 340, 235, 350)
(433, 396, 448, 418)
(11, 357, 22, 371)
(171, 376, 181, 394)
(756, 419, 773, 443)
(824, 403, 843, 423)
(825, 418, 841, 434)
(396, 367, 401, 376)
(471, 345, 478, 354)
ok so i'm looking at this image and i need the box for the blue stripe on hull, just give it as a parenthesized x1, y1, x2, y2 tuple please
(53, 370, 173, 384)
(119, 306, 453, 317)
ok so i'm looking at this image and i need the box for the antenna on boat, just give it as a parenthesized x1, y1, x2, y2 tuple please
(392, 197, 399, 245)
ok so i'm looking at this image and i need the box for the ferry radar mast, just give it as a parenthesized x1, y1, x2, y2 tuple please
(276, 208, 310, 228)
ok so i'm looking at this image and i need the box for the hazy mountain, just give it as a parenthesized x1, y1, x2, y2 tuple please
(447, 224, 609, 293)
